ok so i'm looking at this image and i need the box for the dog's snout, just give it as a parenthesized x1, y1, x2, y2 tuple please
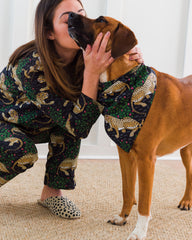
(68, 12, 80, 23)
(68, 12, 76, 20)
(68, 12, 75, 27)
(68, 12, 82, 28)
(68, 13, 94, 50)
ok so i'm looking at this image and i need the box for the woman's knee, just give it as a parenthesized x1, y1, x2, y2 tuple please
(11, 152, 38, 173)
(0, 130, 38, 173)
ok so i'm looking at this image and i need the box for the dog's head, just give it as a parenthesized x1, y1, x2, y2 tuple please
(68, 13, 138, 58)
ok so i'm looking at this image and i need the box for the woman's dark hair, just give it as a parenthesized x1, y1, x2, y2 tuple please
(9, 0, 85, 101)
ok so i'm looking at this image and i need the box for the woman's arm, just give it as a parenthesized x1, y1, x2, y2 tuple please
(82, 42, 144, 100)
(6, 36, 113, 139)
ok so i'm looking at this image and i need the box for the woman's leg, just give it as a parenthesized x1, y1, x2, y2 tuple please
(0, 121, 38, 187)
(20, 123, 81, 204)
(44, 127, 81, 191)
(40, 185, 62, 201)
(20, 124, 63, 200)
(38, 127, 81, 218)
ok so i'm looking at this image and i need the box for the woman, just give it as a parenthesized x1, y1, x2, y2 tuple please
(0, 0, 143, 219)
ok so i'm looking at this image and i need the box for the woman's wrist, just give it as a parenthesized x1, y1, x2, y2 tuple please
(82, 71, 100, 100)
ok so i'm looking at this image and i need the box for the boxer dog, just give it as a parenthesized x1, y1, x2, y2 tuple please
(68, 12, 192, 240)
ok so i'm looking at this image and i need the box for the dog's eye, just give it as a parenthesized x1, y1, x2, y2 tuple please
(96, 16, 108, 23)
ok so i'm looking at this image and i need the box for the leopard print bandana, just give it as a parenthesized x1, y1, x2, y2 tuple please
(97, 64, 157, 153)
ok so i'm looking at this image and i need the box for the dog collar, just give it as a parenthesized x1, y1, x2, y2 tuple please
(97, 64, 157, 153)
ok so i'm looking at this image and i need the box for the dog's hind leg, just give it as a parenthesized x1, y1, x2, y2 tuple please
(178, 143, 192, 210)
(108, 146, 137, 226)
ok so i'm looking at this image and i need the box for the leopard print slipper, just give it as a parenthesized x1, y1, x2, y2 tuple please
(37, 196, 81, 219)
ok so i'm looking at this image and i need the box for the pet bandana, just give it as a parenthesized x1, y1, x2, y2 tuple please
(97, 64, 157, 153)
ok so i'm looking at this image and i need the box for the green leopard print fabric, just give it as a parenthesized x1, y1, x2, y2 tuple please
(97, 64, 157, 153)
(0, 51, 101, 189)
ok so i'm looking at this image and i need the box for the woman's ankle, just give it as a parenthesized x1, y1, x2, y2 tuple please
(41, 185, 62, 201)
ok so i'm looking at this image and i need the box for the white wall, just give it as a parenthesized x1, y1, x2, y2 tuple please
(184, 0, 192, 76)
(123, 0, 189, 77)
(0, 0, 11, 70)
(0, 0, 37, 70)
(0, 0, 190, 160)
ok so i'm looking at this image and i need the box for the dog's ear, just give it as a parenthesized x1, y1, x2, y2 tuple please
(111, 23, 138, 58)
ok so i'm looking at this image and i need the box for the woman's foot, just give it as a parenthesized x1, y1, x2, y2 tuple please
(38, 185, 81, 219)
(40, 185, 62, 201)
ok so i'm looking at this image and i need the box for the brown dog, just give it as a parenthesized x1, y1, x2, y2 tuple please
(68, 13, 192, 240)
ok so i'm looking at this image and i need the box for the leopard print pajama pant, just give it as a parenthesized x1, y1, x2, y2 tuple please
(0, 121, 80, 189)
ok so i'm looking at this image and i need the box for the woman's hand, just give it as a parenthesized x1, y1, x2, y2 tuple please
(83, 31, 114, 78)
(127, 46, 144, 64)
(82, 32, 114, 100)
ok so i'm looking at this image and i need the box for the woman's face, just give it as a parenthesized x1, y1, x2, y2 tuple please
(49, 0, 86, 54)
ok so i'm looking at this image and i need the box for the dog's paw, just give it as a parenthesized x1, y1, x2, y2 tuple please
(127, 232, 146, 240)
(178, 199, 192, 210)
(127, 213, 150, 240)
(107, 214, 127, 226)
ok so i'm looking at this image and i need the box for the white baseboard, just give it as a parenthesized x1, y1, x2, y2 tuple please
(36, 143, 181, 160)
(38, 151, 181, 161)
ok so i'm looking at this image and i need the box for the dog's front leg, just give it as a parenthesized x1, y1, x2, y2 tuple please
(127, 156, 155, 240)
(108, 146, 137, 226)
